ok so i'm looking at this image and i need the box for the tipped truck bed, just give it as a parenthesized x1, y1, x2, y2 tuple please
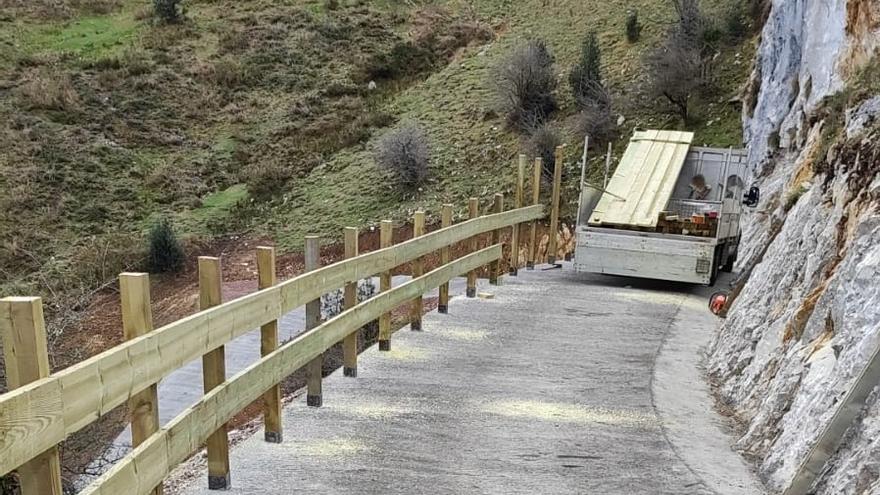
(575, 227, 717, 285)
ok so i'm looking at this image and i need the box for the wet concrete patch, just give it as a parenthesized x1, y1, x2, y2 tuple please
(434, 327, 490, 342)
(297, 438, 371, 457)
(481, 399, 659, 429)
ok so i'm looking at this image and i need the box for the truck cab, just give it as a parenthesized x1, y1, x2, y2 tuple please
(574, 130, 749, 285)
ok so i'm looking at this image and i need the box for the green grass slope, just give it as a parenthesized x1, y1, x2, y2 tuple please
(260, 0, 754, 249)
(0, 0, 753, 301)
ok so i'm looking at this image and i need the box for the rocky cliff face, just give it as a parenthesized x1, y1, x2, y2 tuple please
(707, 0, 880, 493)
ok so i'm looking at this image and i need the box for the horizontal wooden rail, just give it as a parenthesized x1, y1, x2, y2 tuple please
(0, 205, 543, 477)
(79, 244, 502, 495)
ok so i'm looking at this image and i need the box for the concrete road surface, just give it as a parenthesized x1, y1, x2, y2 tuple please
(113, 276, 473, 446)
(177, 264, 763, 495)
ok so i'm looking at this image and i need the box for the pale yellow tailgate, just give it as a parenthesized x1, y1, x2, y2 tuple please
(589, 130, 694, 228)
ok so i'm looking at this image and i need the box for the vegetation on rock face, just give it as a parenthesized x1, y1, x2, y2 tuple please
(783, 184, 808, 212)
(809, 54, 880, 183)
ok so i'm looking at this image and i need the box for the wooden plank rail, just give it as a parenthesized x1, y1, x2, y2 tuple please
(0, 204, 544, 478)
(80, 244, 502, 495)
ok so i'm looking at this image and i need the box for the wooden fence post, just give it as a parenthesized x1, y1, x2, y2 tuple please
(256, 247, 282, 443)
(527, 157, 542, 269)
(438, 204, 453, 313)
(198, 257, 231, 490)
(119, 273, 163, 495)
(510, 155, 526, 276)
(378, 221, 393, 351)
(304, 236, 323, 407)
(489, 193, 504, 285)
(0, 297, 64, 495)
(466, 198, 479, 297)
(410, 211, 425, 331)
(548, 146, 563, 265)
(343, 227, 359, 377)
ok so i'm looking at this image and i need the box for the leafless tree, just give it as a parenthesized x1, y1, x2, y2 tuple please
(526, 124, 561, 181)
(492, 40, 558, 132)
(670, 0, 705, 50)
(646, 0, 708, 123)
(646, 38, 702, 123)
(575, 85, 618, 149)
(375, 123, 430, 189)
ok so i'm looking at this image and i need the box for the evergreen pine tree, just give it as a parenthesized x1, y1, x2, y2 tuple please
(148, 218, 185, 273)
(569, 32, 604, 109)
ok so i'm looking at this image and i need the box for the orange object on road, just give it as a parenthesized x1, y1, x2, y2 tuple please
(709, 292, 728, 315)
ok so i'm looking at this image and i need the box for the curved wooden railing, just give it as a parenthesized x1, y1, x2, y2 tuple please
(0, 153, 563, 495)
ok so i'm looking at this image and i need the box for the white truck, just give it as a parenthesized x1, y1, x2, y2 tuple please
(574, 130, 756, 286)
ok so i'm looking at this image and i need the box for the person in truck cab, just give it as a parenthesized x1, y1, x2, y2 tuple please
(689, 174, 713, 200)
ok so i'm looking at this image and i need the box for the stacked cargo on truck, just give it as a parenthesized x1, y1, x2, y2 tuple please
(574, 130, 749, 285)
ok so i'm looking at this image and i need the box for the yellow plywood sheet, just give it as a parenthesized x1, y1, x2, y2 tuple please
(589, 130, 694, 228)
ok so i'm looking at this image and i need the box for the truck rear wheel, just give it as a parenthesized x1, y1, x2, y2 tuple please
(721, 239, 739, 273)
(710, 246, 723, 286)
(721, 251, 737, 273)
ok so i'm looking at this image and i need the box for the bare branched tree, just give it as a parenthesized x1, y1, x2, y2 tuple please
(575, 85, 618, 149)
(670, 0, 705, 50)
(492, 40, 558, 132)
(375, 123, 430, 189)
(646, 0, 708, 123)
(647, 38, 702, 123)
(526, 124, 561, 181)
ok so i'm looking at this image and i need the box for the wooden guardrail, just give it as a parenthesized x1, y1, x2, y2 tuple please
(0, 150, 567, 494)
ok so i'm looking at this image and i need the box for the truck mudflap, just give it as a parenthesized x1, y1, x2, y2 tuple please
(574, 228, 717, 285)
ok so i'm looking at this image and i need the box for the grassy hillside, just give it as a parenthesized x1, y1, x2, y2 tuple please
(0, 0, 755, 488)
(259, 0, 754, 251)
(0, 0, 753, 305)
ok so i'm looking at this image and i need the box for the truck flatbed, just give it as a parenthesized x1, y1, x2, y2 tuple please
(575, 130, 749, 285)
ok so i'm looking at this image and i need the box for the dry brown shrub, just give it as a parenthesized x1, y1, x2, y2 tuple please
(69, 0, 120, 14)
(200, 58, 252, 89)
(492, 40, 558, 132)
(145, 161, 208, 205)
(242, 162, 293, 198)
(218, 30, 250, 54)
(0, 0, 118, 18)
(17, 70, 80, 112)
(374, 123, 430, 189)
